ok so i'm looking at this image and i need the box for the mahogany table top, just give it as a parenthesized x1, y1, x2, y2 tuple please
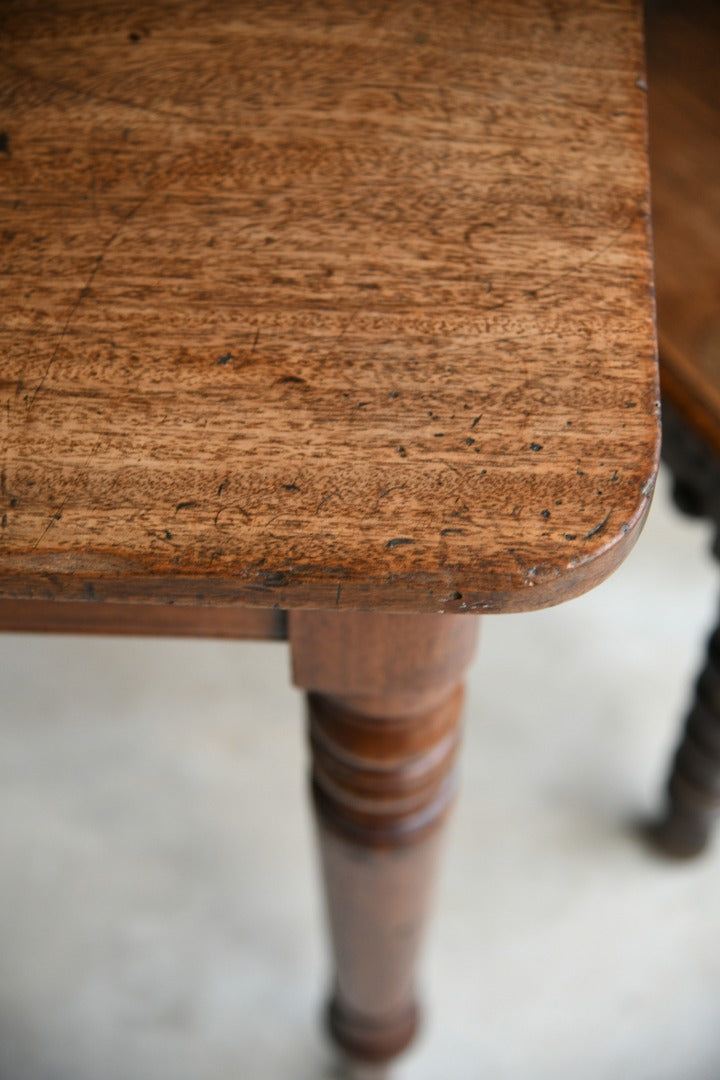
(0, 1, 659, 615)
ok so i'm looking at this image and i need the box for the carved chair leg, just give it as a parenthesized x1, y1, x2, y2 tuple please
(289, 611, 479, 1070)
(655, 618, 720, 857)
(651, 405, 720, 857)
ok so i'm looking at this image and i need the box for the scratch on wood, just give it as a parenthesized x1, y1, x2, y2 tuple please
(31, 440, 100, 549)
(583, 513, 611, 540)
(214, 504, 250, 526)
(316, 490, 342, 513)
(0, 57, 223, 131)
(27, 193, 152, 411)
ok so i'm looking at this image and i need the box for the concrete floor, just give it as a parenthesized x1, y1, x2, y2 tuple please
(1, 465, 720, 1080)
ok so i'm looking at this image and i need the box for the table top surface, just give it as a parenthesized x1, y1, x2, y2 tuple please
(646, 0, 720, 456)
(0, 1, 658, 615)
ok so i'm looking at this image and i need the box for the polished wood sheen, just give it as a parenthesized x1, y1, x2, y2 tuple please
(290, 611, 478, 1065)
(645, 0, 720, 856)
(0, 1, 658, 615)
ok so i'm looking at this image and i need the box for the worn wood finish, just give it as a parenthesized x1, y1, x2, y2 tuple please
(290, 611, 478, 1065)
(0, 597, 286, 638)
(646, 0, 720, 456)
(645, 1, 720, 856)
(0, 1, 658, 616)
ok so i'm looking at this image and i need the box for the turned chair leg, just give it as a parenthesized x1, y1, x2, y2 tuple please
(289, 611, 479, 1071)
(650, 406, 720, 858)
(655, 615, 720, 857)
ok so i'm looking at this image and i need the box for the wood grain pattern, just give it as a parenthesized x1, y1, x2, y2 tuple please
(0, 1, 658, 615)
(646, 0, 720, 455)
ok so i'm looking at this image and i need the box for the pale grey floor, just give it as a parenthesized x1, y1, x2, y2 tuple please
(1, 465, 720, 1080)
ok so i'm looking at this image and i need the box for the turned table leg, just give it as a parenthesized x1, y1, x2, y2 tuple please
(289, 611, 478, 1071)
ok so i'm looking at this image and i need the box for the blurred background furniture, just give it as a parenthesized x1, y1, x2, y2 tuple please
(645, 0, 720, 856)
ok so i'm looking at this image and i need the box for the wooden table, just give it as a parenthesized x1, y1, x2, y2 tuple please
(0, 2, 659, 1072)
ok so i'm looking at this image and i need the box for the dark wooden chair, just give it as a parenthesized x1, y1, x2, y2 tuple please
(646, 0, 720, 856)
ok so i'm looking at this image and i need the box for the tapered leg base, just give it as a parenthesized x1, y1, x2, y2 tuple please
(650, 813, 710, 859)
